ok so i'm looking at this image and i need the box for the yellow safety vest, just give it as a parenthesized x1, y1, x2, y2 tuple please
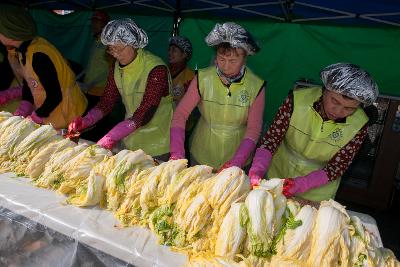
(19, 37, 87, 129)
(7, 48, 24, 85)
(171, 66, 194, 103)
(114, 48, 173, 157)
(191, 66, 264, 169)
(267, 87, 368, 201)
(85, 38, 111, 96)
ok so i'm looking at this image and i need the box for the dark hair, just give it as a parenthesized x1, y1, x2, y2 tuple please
(323, 86, 359, 102)
(215, 42, 246, 56)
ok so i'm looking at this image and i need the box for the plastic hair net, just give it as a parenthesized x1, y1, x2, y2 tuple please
(205, 22, 260, 55)
(320, 63, 379, 106)
(169, 36, 193, 59)
(101, 18, 148, 48)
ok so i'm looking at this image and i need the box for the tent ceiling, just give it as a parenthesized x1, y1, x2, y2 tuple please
(5, 0, 400, 27)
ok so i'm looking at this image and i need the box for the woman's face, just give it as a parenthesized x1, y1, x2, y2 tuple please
(168, 45, 187, 65)
(322, 89, 360, 120)
(107, 43, 136, 65)
(215, 47, 246, 78)
(0, 34, 16, 47)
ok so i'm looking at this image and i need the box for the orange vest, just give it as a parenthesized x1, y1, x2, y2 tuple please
(19, 37, 87, 129)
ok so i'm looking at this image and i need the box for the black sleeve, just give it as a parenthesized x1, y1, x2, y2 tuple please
(22, 80, 34, 104)
(31, 52, 62, 117)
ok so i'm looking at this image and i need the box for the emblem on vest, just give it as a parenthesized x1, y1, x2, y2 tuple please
(172, 84, 184, 99)
(329, 128, 343, 142)
(238, 90, 250, 104)
(29, 79, 39, 88)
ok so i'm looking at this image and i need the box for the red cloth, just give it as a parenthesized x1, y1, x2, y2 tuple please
(95, 65, 169, 128)
(258, 91, 368, 181)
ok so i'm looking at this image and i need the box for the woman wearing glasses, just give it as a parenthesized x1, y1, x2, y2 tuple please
(169, 22, 265, 170)
(249, 63, 379, 202)
(68, 18, 173, 159)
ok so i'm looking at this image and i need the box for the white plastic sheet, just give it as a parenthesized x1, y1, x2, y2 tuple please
(0, 173, 188, 267)
(0, 173, 383, 266)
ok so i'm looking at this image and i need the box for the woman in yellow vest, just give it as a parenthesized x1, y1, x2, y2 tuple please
(80, 11, 113, 100)
(170, 22, 266, 170)
(68, 18, 173, 159)
(0, 5, 87, 129)
(168, 36, 194, 105)
(168, 35, 199, 149)
(249, 63, 379, 202)
(77, 11, 126, 142)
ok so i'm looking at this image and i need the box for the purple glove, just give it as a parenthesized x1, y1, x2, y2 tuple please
(249, 175, 261, 188)
(97, 119, 136, 149)
(13, 100, 35, 117)
(0, 86, 23, 105)
(29, 112, 44, 124)
(170, 127, 185, 159)
(283, 170, 329, 198)
(248, 147, 273, 180)
(227, 138, 256, 168)
(68, 107, 103, 133)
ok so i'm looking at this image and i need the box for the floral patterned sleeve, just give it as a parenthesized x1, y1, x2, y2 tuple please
(127, 65, 169, 127)
(323, 125, 368, 181)
(94, 66, 120, 115)
(258, 93, 293, 154)
(259, 90, 368, 182)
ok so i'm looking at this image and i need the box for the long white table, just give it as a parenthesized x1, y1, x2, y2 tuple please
(0, 172, 383, 266)
(0, 173, 188, 267)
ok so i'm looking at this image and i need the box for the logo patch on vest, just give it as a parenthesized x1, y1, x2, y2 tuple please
(329, 128, 343, 142)
(29, 79, 39, 88)
(238, 90, 250, 104)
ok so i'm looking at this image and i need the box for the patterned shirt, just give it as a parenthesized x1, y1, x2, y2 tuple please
(95, 65, 169, 127)
(259, 91, 368, 181)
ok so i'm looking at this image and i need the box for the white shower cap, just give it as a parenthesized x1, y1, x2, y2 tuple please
(320, 63, 379, 106)
(169, 36, 192, 59)
(101, 18, 148, 48)
(205, 22, 259, 55)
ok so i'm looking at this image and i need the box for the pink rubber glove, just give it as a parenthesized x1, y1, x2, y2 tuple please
(13, 100, 35, 117)
(0, 86, 23, 105)
(217, 161, 233, 173)
(227, 138, 256, 168)
(97, 119, 136, 150)
(169, 127, 185, 160)
(29, 112, 44, 124)
(250, 175, 261, 189)
(248, 147, 273, 186)
(282, 170, 329, 198)
(68, 107, 103, 133)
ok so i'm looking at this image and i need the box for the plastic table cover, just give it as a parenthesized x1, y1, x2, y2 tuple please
(0, 173, 383, 266)
(0, 173, 188, 267)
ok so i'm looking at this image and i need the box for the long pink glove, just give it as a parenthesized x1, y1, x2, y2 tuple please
(248, 147, 273, 187)
(97, 119, 136, 149)
(219, 138, 256, 172)
(0, 86, 23, 105)
(169, 127, 185, 160)
(283, 170, 329, 198)
(68, 107, 103, 133)
(29, 112, 44, 124)
(13, 100, 35, 117)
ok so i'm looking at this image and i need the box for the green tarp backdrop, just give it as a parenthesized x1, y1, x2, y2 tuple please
(30, 9, 400, 127)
